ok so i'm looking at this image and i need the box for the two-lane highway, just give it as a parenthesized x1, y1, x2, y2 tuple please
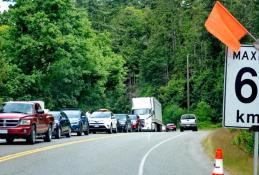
(0, 131, 212, 175)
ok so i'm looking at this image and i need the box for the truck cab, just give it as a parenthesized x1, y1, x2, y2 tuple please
(0, 101, 54, 144)
(131, 97, 163, 131)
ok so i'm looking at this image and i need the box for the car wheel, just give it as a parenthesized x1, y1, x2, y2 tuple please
(66, 127, 71, 138)
(6, 137, 14, 144)
(84, 125, 89, 135)
(77, 125, 83, 136)
(139, 126, 142, 132)
(56, 127, 61, 139)
(44, 124, 52, 142)
(180, 128, 184, 132)
(27, 125, 36, 144)
(107, 124, 113, 134)
(92, 131, 96, 134)
(193, 127, 198, 132)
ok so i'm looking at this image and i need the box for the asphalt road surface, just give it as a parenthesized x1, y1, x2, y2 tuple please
(0, 131, 213, 175)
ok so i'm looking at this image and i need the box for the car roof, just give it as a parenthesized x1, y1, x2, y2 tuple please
(181, 114, 196, 117)
(99, 108, 110, 112)
(48, 111, 67, 116)
(6, 101, 35, 105)
(48, 111, 61, 113)
(93, 111, 111, 114)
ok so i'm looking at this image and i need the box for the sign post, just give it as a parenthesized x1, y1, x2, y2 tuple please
(223, 45, 259, 174)
(250, 126, 259, 175)
(254, 131, 258, 175)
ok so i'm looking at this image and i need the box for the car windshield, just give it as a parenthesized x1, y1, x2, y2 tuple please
(0, 103, 33, 114)
(132, 109, 150, 115)
(129, 115, 137, 120)
(91, 112, 111, 118)
(181, 114, 196, 119)
(63, 110, 81, 118)
(115, 114, 127, 121)
(48, 112, 60, 120)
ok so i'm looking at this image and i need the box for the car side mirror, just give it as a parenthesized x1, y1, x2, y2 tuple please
(37, 109, 44, 114)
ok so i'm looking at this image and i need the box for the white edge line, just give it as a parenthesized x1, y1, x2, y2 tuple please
(138, 133, 187, 175)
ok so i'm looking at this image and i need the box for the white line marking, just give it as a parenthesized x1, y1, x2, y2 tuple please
(138, 133, 186, 175)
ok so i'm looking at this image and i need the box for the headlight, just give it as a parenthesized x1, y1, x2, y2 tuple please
(19, 119, 31, 126)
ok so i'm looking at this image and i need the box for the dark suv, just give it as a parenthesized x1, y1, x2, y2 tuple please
(62, 109, 89, 136)
(48, 111, 71, 139)
(115, 114, 132, 132)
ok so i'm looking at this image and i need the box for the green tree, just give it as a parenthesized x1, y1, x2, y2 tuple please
(0, 0, 126, 110)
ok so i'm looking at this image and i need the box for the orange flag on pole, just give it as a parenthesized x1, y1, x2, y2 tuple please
(205, 1, 248, 52)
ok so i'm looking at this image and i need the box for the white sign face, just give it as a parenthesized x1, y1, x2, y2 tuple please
(224, 45, 259, 128)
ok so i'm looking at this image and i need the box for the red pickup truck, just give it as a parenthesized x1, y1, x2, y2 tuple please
(0, 101, 54, 144)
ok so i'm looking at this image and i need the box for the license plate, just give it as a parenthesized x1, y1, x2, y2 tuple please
(0, 130, 7, 134)
(94, 124, 99, 128)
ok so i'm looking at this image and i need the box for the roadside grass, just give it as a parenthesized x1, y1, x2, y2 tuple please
(198, 121, 221, 130)
(203, 128, 254, 175)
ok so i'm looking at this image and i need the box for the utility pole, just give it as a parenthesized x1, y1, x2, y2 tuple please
(187, 54, 190, 113)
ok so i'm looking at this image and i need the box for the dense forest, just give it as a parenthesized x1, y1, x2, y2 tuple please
(0, 0, 258, 127)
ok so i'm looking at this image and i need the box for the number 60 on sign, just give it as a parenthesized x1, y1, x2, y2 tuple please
(224, 45, 259, 129)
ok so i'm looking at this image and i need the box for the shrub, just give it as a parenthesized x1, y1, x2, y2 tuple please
(233, 130, 254, 155)
(163, 104, 185, 125)
(195, 101, 215, 122)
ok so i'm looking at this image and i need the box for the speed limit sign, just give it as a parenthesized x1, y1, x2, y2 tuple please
(224, 45, 259, 128)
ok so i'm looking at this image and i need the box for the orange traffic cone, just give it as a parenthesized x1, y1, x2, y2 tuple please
(212, 148, 224, 175)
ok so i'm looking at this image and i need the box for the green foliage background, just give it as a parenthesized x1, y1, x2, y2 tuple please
(0, 0, 258, 124)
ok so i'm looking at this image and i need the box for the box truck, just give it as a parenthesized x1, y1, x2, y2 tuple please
(131, 97, 163, 131)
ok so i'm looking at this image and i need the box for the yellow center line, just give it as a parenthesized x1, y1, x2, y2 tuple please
(0, 134, 124, 163)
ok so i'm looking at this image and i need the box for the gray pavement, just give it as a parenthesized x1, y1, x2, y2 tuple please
(0, 131, 213, 175)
